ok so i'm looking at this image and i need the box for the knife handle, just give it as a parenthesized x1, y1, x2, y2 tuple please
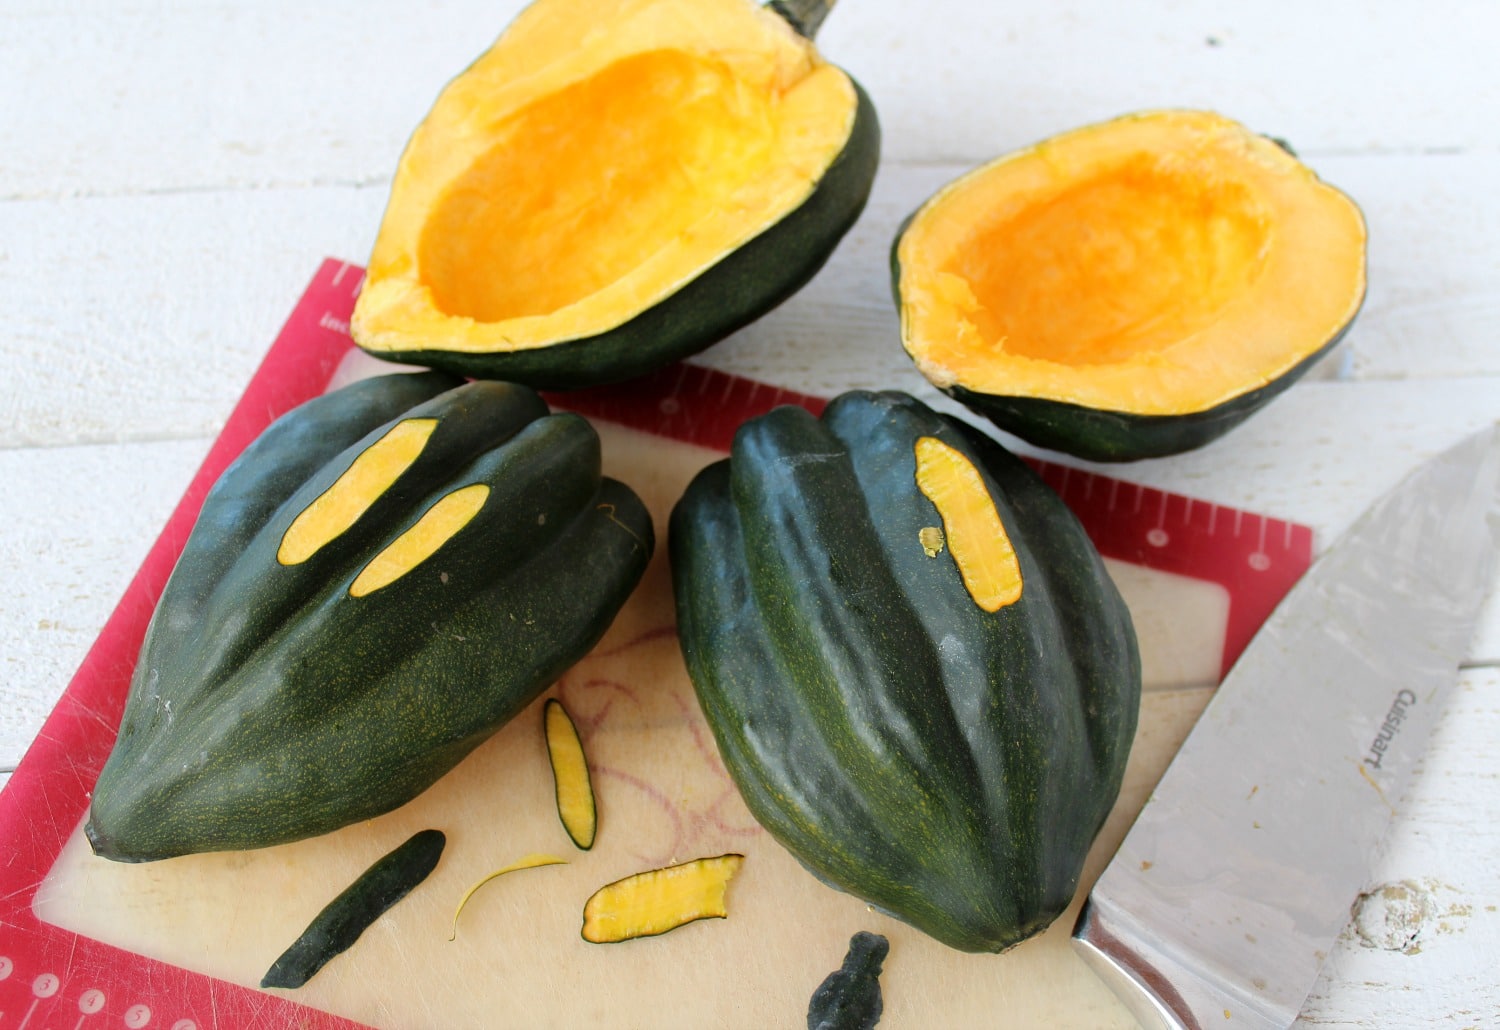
(1072, 897, 1288, 1030)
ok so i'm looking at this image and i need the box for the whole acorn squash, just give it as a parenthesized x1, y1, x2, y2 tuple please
(670, 390, 1141, 952)
(86, 372, 654, 862)
(892, 110, 1368, 461)
(351, 0, 880, 389)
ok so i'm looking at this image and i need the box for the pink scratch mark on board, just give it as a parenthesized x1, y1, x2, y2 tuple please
(553, 622, 764, 860)
(557, 677, 642, 738)
(592, 765, 688, 867)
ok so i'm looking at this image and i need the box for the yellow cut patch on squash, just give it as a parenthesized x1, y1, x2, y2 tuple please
(278, 418, 438, 565)
(581, 854, 745, 943)
(349, 483, 489, 597)
(896, 109, 1367, 416)
(544, 699, 597, 850)
(913, 436, 1022, 612)
(352, 0, 858, 356)
(449, 853, 567, 940)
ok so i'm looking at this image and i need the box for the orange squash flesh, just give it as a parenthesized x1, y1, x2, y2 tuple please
(896, 110, 1367, 429)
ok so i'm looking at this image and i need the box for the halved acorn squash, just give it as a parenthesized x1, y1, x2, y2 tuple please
(893, 110, 1367, 461)
(352, 0, 879, 389)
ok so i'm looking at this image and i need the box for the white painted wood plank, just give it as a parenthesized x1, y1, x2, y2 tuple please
(1334, 153, 1500, 381)
(1298, 668, 1500, 1028)
(4, 1, 1497, 201)
(0, 437, 209, 773)
(4, 151, 1497, 451)
(0, 186, 384, 447)
(1, 1, 480, 200)
(824, 0, 1500, 164)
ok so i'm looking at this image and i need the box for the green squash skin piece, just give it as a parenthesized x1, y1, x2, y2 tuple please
(261, 828, 446, 990)
(87, 377, 655, 862)
(361, 82, 880, 390)
(940, 326, 1352, 462)
(807, 931, 889, 1030)
(669, 390, 1140, 953)
(889, 210, 1365, 463)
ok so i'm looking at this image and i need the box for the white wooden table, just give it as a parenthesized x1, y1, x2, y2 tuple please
(3, 1, 1497, 1026)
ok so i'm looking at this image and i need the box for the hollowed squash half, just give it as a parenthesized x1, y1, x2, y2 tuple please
(352, 0, 878, 389)
(893, 110, 1367, 461)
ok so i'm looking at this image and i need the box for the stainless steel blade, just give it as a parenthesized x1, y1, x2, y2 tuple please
(1072, 424, 1500, 1030)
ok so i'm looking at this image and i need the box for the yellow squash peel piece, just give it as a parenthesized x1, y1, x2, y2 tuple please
(349, 483, 489, 597)
(544, 699, 597, 850)
(581, 854, 745, 943)
(449, 853, 567, 940)
(913, 436, 1022, 612)
(279, 419, 438, 565)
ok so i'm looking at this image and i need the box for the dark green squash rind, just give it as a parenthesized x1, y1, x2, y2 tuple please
(261, 829, 446, 989)
(669, 391, 1140, 953)
(361, 82, 880, 390)
(87, 376, 655, 862)
(807, 931, 889, 1030)
(768, 0, 835, 38)
(941, 322, 1354, 462)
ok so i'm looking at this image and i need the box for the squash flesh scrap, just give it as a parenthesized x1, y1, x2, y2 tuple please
(898, 110, 1367, 415)
(356, 0, 858, 355)
(449, 853, 568, 940)
(913, 436, 1022, 611)
(544, 698, 597, 850)
(581, 854, 744, 943)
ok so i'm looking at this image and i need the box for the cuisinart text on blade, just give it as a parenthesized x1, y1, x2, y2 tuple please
(1072, 425, 1500, 1030)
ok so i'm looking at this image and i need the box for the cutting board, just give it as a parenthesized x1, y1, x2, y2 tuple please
(0, 261, 1312, 1029)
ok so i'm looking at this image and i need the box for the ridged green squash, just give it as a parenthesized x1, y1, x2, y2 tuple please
(87, 372, 654, 862)
(670, 391, 1140, 952)
(351, 0, 880, 389)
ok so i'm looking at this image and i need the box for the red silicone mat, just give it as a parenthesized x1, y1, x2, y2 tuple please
(0, 260, 1312, 1029)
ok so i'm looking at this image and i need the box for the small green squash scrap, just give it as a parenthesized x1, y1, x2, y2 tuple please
(86, 372, 654, 862)
(670, 390, 1140, 952)
(262, 829, 447, 990)
(808, 931, 889, 1030)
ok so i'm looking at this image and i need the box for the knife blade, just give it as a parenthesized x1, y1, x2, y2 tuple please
(1071, 424, 1500, 1030)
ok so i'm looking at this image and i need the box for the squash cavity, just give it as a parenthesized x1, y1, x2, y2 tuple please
(894, 110, 1367, 460)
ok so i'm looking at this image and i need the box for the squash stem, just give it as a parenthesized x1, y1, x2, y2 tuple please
(767, 0, 835, 38)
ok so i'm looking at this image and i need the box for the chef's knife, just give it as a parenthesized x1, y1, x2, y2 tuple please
(1072, 424, 1500, 1030)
